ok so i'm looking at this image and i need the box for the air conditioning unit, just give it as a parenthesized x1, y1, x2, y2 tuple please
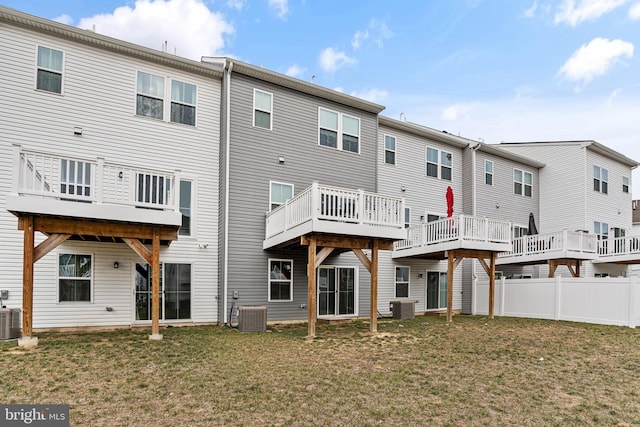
(0, 308, 21, 340)
(390, 300, 415, 320)
(237, 306, 267, 332)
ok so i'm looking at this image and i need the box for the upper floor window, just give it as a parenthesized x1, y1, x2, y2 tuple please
(136, 71, 197, 125)
(426, 147, 452, 181)
(395, 266, 410, 298)
(318, 108, 360, 154)
(485, 160, 493, 185)
(384, 135, 396, 165)
(171, 80, 197, 126)
(514, 169, 532, 197)
(623, 176, 629, 193)
(36, 46, 63, 94)
(270, 181, 293, 210)
(593, 165, 608, 194)
(253, 89, 273, 130)
(58, 253, 92, 302)
(179, 179, 193, 236)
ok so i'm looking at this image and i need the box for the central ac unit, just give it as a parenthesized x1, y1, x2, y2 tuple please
(237, 306, 267, 332)
(0, 308, 21, 340)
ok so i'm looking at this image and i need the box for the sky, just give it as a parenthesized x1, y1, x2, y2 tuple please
(3, 0, 640, 197)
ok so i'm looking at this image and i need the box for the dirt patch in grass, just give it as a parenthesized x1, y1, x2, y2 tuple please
(1, 316, 639, 426)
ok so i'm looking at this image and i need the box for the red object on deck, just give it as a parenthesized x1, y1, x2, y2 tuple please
(446, 186, 454, 217)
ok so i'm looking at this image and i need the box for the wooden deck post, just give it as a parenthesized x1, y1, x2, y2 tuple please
(149, 227, 162, 340)
(370, 240, 379, 333)
(307, 236, 317, 337)
(22, 215, 34, 339)
(447, 252, 454, 322)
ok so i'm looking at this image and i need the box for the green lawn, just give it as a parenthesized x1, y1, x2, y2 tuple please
(1, 316, 639, 426)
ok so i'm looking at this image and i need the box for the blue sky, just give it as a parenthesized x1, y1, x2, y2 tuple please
(4, 0, 640, 196)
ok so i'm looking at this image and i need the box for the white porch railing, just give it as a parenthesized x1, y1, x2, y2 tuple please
(499, 230, 598, 259)
(12, 144, 181, 212)
(265, 182, 405, 239)
(394, 215, 512, 251)
(598, 235, 640, 257)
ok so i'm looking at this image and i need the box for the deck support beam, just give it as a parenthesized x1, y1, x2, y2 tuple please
(548, 259, 581, 278)
(446, 250, 497, 322)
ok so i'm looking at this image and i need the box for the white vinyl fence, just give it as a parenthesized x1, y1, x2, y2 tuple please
(473, 276, 639, 328)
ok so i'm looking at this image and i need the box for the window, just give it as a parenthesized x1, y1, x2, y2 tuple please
(253, 89, 273, 130)
(36, 46, 63, 94)
(179, 180, 192, 236)
(595, 221, 609, 254)
(171, 80, 197, 125)
(136, 71, 164, 120)
(395, 267, 410, 298)
(404, 207, 411, 229)
(384, 135, 396, 165)
(58, 254, 92, 302)
(425, 147, 452, 180)
(593, 166, 608, 194)
(485, 160, 493, 185)
(623, 176, 629, 193)
(514, 169, 532, 197)
(270, 181, 293, 210)
(426, 271, 447, 310)
(136, 71, 197, 125)
(318, 108, 360, 153)
(135, 263, 191, 320)
(269, 259, 293, 301)
(426, 213, 446, 223)
(512, 225, 528, 238)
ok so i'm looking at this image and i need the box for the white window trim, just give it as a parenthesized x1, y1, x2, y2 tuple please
(513, 168, 533, 197)
(253, 88, 273, 130)
(269, 181, 294, 211)
(57, 252, 94, 303)
(268, 258, 294, 302)
(395, 266, 410, 298)
(384, 134, 396, 165)
(318, 107, 361, 154)
(593, 165, 609, 194)
(485, 160, 493, 186)
(623, 176, 630, 193)
(178, 175, 197, 240)
(135, 70, 198, 126)
(404, 206, 411, 228)
(425, 146, 452, 180)
(35, 44, 65, 95)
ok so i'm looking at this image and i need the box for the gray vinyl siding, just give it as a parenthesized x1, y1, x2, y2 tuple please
(461, 147, 474, 215)
(0, 22, 221, 328)
(225, 73, 379, 321)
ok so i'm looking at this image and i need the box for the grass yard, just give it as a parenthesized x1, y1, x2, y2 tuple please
(1, 315, 639, 426)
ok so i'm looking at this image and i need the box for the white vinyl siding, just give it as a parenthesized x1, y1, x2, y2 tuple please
(36, 45, 64, 94)
(253, 89, 273, 130)
(318, 108, 360, 154)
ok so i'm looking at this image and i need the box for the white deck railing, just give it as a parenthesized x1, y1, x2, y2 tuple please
(394, 215, 512, 251)
(598, 235, 640, 257)
(12, 144, 180, 212)
(499, 230, 597, 259)
(265, 182, 404, 239)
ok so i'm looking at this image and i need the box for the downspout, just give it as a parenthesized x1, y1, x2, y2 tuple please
(222, 60, 233, 324)
(469, 142, 481, 315)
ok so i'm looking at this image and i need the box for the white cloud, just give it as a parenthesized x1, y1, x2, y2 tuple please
(285, 64, 306, 78)
(554, 0, 627, 26)
(76, 0, 234, 61)
(369, 19, 392, 48)
(227, 0, 246, 10)
(558, 37, 634, 90)
(268, 0, 289, 18)
(351, 30, 369, 50)
(629, 2, 640, 18)
(350, 88, 388, 104)
(523, 1, 538, 18)
(53, 14, 73, 25)
(441, 103, 473, 121)
(318, 47, 356, 72)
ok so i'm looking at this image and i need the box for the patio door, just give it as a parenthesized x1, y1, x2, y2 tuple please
(318, 267, 356, 317)
(426, 271, 447, 310)
(134, 262, 191, 321)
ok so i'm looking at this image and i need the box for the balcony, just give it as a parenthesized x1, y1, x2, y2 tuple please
(6, 144, 182, 228)
(392, 215, 512, 259)
(497, 230, 598, 265)
(263, 182, 406, 249)
(594, 235, 640, 264)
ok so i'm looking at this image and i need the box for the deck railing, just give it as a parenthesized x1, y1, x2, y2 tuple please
(598, 235, 640, 257)
(394, 215, 512, 251)
(12, 144, 180, 212)
(499, 230, 597, 258)
(265, 182, 404, 239)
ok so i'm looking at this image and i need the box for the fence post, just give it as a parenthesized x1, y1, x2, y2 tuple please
(500, 276, 506, 316)
(95, 157, 104, 204)
(471, 269, 477, 315)
(628, 276, 637, 329)
(554, 275, 561, 321)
